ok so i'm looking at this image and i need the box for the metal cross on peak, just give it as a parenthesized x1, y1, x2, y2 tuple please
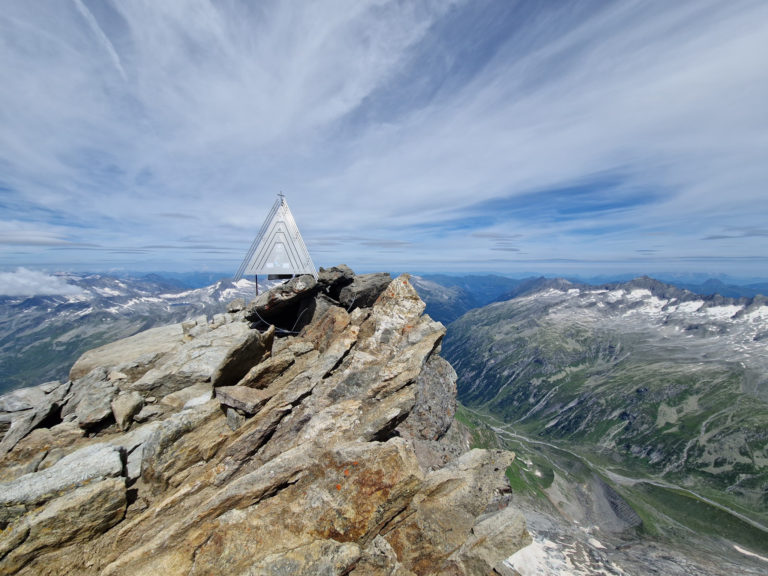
(277, 191, 285, 202)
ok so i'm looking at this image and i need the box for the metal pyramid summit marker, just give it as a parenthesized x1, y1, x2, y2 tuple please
(234, 194, 317, 281)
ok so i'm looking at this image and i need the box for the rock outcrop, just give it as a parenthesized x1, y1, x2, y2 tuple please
(0, 267, 529, 575)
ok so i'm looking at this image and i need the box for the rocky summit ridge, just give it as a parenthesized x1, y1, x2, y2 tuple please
(0, 267, 528, 575)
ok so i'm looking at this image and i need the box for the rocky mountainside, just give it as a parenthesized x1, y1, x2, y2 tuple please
(443, 278, 768, 573)
(0, 268, 528, 575)
(0, 274, 259, 393)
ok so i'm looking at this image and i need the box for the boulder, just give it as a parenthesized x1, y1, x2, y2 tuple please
(159, 383, 213, 411)
(0, 442, 123, 522)
(0, 477, 126, 574)
(338, 273, 392, 309)
(244, 275, 319, 326)
(61, 369, 118, 430)
(227, 298, 246, 313)
(210, 325, 274, 387)
(111, 391, 144, 431)
(130, 323, 267, 397)
(133, 404, 165, 424)
(317, 264, 355, 299)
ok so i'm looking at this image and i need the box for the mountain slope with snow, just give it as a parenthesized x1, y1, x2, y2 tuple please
(0, 274, 257, 393)
(444, 278, 768, 515)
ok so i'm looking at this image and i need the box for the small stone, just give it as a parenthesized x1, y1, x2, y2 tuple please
(133, 405, 164, 423)
(226, 407, 246, 431)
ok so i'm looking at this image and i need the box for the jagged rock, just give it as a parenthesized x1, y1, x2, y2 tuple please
(226, 298, 246, 313)
(210, 325, 274, 387)
(383, 449, 527, 575)
(139, 400, 229, 492)
(351, 535, 416, 576)
(0, 381, 70, 456)
(339, 272, 392, 309)
(318, 264, 355, 299)
(111, 391, 144, 431)
(0, 477, 126, 574)
(63, 369, 118, 430)
(0, 269, 528, 576)
(215, 386, 272, 415)
(236, 350, 295, 389)
(456, 505, 529, 574)
(130, 323, 268, 397)
(245, 274, 319, 326)
(225, 407, 246, 431)
(69, 323, 184, 381)
(398, 354, 457, 441)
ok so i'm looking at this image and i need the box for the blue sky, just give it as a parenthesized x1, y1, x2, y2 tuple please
(1, 0, 767, 283)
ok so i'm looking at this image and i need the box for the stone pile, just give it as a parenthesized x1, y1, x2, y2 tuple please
(0, 267, 529, 575)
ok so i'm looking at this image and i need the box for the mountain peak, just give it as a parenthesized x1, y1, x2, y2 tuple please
(0, 268, 528, 575)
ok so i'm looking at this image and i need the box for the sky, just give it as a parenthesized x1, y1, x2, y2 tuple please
(1, 0, 768, 284)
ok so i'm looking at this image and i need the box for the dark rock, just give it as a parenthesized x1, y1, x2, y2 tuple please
(317, 265, 355, 299)
(245, 275, 319, 327)
(338, 273, 392, 310)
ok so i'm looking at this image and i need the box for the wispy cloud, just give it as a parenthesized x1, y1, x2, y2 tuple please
(0, 0, 766, 276)
(0, 268, 83, 296)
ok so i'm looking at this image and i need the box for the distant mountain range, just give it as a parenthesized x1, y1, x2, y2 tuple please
(0, 274, 256, 394)
(2, 270, 766, 396)
(441, 275, 768, 564)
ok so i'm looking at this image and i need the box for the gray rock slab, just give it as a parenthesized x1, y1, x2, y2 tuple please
(69, 323, 184, 381)
(0, 381, 71, 456)
(0, 442, 123, 509)
(210, 326, 274, 388)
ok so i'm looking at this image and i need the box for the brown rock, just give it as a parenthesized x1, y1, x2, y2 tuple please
(215, 386, 272, 415)
(236, 350, 295, 389)
(0, 477, 126, 574)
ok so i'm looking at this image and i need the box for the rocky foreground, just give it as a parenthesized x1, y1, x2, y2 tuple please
(0, 267, 529, 575)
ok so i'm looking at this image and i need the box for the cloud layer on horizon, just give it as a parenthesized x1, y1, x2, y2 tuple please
(1, 0, 767, 277)
(0, 268, 83, 296)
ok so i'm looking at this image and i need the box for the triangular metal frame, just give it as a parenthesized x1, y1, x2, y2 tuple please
(234, 194, 317, 281)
